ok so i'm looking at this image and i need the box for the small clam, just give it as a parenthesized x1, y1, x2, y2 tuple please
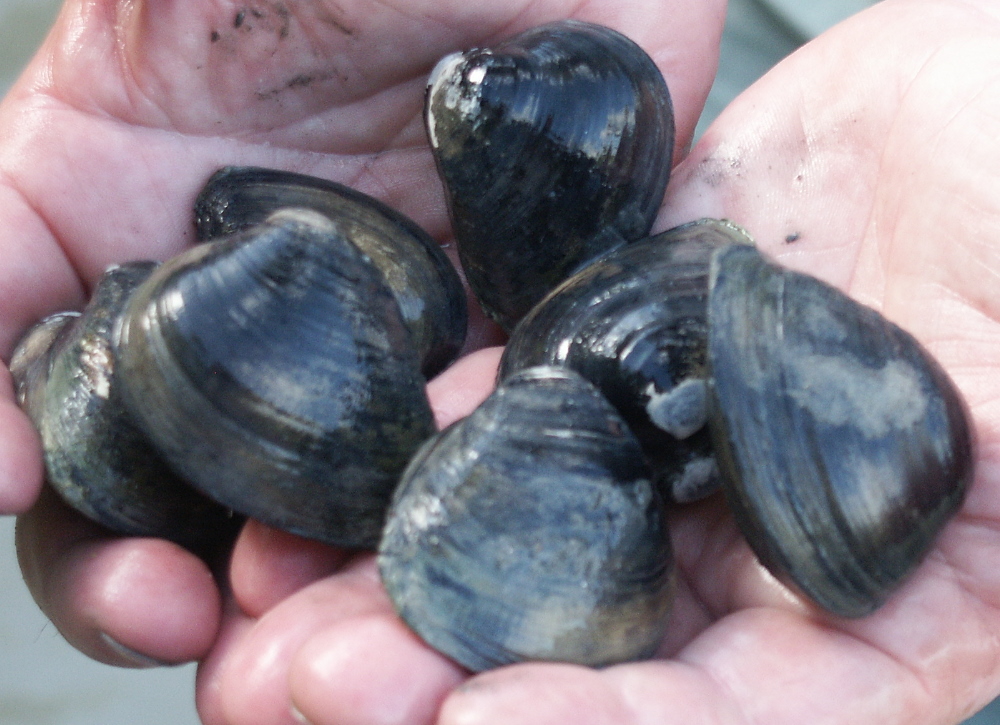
(426, 19, 674, 331)
(116, 208, 437, 548)
(194, 166, 468, 378)
(379, 366, 674, 671)
(500, 219, 751, 503)
(708, 243, 973, 617)
(10, 263, 237, 548)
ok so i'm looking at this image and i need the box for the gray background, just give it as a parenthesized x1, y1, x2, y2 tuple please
(0, 0, 997, 723)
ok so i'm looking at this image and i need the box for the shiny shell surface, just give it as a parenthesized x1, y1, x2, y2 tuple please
(116, 208, 436, 548)
(426, 19, 674, 331)
(500, 219, 751, 502)
(708, 243, 974, 617)
(379, 366, 674, 671)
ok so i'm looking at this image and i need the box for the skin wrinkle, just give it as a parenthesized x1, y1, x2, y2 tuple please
(922, 551, 1000, 720)
(677, 658, 755, 725)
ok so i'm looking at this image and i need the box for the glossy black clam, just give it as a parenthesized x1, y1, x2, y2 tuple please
(194, 165, 468, 378)
(500, 219, 751, 503)
(379, 366, 674, 672)
(708, 244, 973, 617)
(116, 208, 436, 548)
(10, 263, 236, 548)
(426, 19, 675, 331)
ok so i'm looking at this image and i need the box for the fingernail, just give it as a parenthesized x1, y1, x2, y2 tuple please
(290, 705, 314, 725)
(99, 632, 172, 668)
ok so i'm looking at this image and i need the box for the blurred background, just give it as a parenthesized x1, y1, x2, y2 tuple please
(0, 0, 997, 723)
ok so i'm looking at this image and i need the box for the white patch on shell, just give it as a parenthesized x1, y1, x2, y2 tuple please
(402, 492, 449, 533)
(670, 456, 718, 503)
(645, 378, 708, 439)
(78, 335, 112, 399)
(785, 353, 928, 438)
(426, 51, 484, 148)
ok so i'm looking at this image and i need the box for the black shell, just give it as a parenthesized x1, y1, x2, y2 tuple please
(379, 366, 674, 671)
(426, 20, 674, 331)
(116, 208, 436, 548)
(10, 263, 237, 548)
(194, 166, 468, 379)
(708, 244, 974, 617)
(500, 219, 752, 502)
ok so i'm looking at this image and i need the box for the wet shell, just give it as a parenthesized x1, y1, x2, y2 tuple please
(193, 165, 468, 378)
(116, 208, 436, 548)
(379, 366, 674, 671)
(500, 219, 751, 503)
(10, 263, 237, 548)
(426, 19, 675, 331)
(708, 244, 974, 617)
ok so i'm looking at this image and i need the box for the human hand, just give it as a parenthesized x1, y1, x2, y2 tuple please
(2, 0, 724, 686)
(193, 1, 1000, 724)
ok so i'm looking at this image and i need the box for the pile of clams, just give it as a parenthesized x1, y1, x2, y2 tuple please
(11, 19, 973, 674)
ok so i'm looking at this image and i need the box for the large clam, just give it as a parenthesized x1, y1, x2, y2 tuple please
(426, 19, 675, 331)
(115, 207, 440, 548)
(707, 242, 973, 616)
(379, 366, 674, 671)
(10, 262, 237, 548)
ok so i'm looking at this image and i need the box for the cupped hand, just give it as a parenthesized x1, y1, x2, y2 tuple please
(1, 0, 725, 686)
(199, 1, 1000, 724)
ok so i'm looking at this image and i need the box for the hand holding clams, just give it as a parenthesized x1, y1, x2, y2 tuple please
(499, 218, 972, 619)
(8, 16, 975, 679)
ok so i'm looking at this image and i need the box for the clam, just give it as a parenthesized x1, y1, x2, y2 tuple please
(116, 208, 437, 548)
(379, 366, 674, 672)
(426, 19, 675, 331)
(10, 262, 237, 548)
(194, 166, 468, 378)
(707, 243, 973, 617)
(500, 219, 751, 503)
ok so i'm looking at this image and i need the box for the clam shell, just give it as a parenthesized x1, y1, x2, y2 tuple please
(500, 219, 752, 502)
(194, 165, 467, 378)
(10, 263, 237, 548)
(116, 208, 436, 548)
(708, 244, 974, 616)
(426, 19, 674, 331)
(379, 366, 674, 671)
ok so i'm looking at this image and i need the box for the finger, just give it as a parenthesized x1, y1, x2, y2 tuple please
(0, 371, 44, 513)
(208, 557, 397, 725)
(289, 614, 466, 725)
(15, 486, 221, 666)
(229, 520, 352, 619)
(427, 345, 503, 429)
